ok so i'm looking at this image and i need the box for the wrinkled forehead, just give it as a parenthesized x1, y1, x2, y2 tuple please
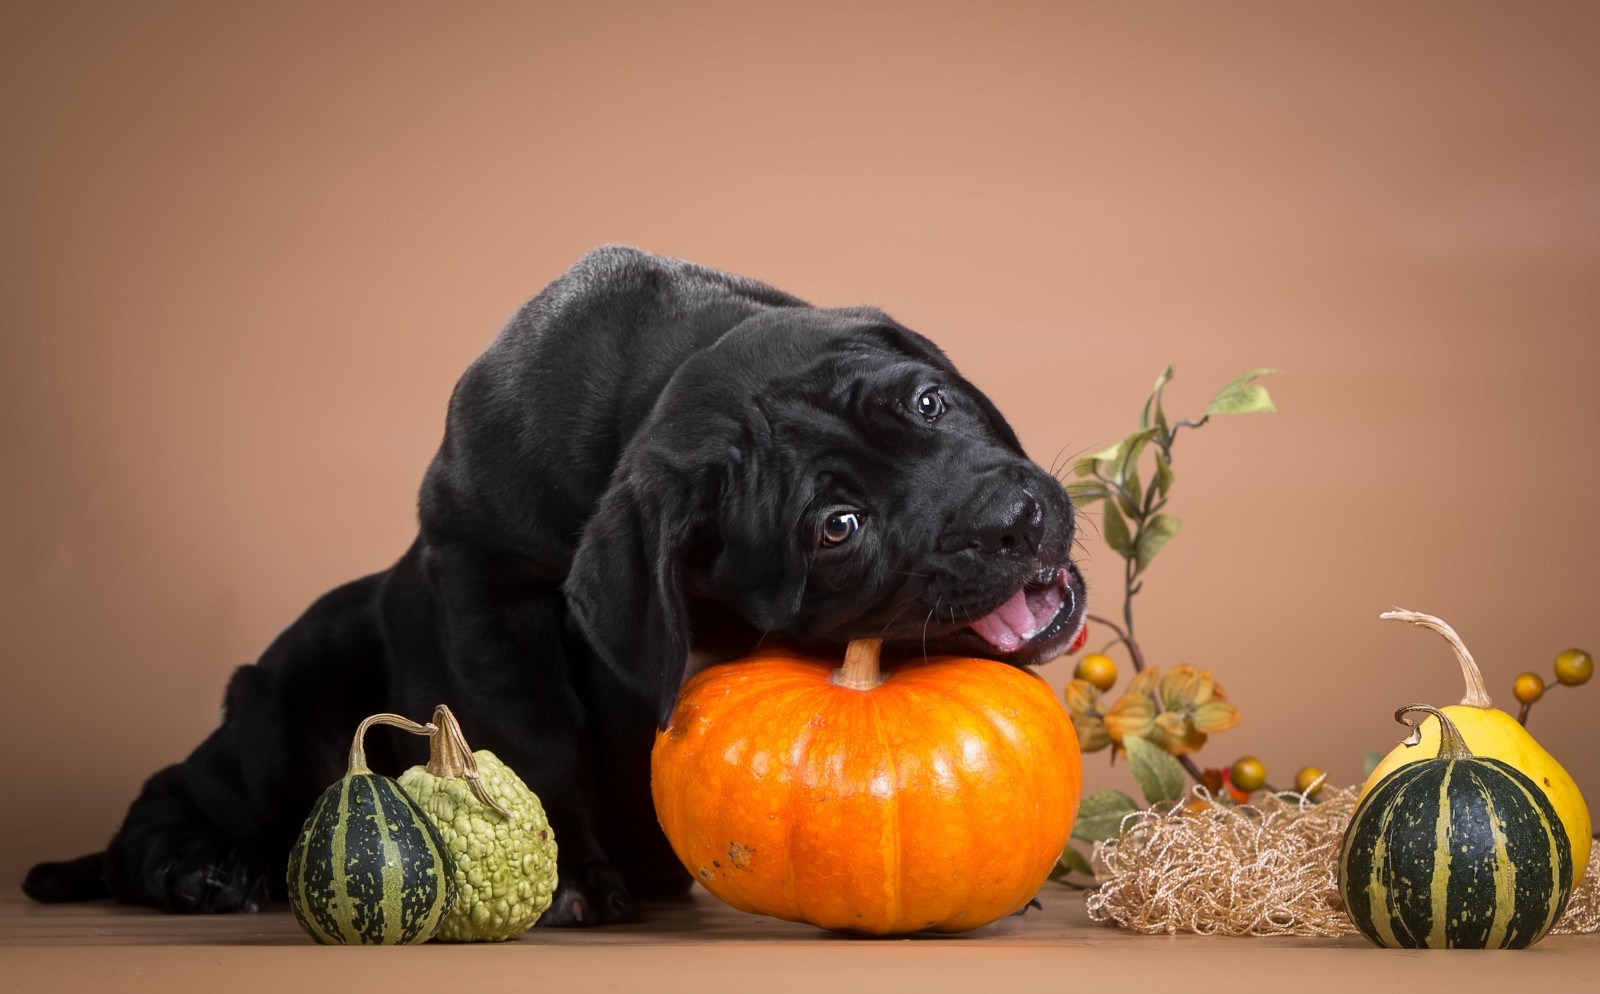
(654, 306, 1023, 466)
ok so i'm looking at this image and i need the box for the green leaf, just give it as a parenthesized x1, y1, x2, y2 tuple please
(1071, 788, 1141, 842)
(1071, 456, 1102, 479)
(1116, 467, 1143, 519)
(1124, 735, 1187, 805)
(1139, 364, 1177, 425)
(1205, 368, 1279, 416)
(1088, 428, 1160, 486)
(1132, 513, 1181, 575)
(1152, 449, 1175, 499)
(1086, 440, 1124, 464)
(1101, 500, 1134, 558)
(1056, 844, 1096, 878)
(1139, 365, 1175, 431)
(1362, 749, 1386, 778)
(1110, 427, 1159, 484)
(1064, 480, 1109, 505)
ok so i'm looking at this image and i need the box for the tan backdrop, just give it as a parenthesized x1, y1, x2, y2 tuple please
(4, 1, 1597, 893)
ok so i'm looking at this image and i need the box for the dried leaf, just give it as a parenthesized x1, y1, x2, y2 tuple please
(1193, 699, 1242, 733)
(1103, 692, 1155, 745)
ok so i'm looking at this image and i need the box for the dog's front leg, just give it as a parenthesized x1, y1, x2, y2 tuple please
(397, 542, 637, 926)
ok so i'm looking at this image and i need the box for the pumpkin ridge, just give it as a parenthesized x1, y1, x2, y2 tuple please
(864, 686, 903, 932)
(779, 719, 806, 922)
(774, 681, 827, 924)
(947, 678, 1037, 917)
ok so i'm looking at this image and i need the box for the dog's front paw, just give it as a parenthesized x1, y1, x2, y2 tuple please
(539, 860, 633, 926)
(164, 847, 272, 913)
(109, 825, 272, 913)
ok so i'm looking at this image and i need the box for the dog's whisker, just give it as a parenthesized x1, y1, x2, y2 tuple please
(785, 490, 823, 544)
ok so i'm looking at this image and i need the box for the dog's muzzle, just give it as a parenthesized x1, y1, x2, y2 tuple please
(964, 563, 1081, 655)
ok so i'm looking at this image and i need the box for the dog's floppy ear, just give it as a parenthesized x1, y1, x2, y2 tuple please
(564, 460, 704, 728)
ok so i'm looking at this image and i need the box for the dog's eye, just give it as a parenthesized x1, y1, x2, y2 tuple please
(820, 511, 862, 547)
(915, 388, 946, 421)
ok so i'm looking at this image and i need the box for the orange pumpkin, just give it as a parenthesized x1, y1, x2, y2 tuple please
(650, 638, 1082, 934)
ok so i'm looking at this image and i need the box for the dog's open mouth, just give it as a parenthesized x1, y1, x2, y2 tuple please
(964, 564, 1082, 656)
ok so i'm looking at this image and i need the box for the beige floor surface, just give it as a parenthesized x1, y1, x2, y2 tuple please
(6, 886, 1598, 993)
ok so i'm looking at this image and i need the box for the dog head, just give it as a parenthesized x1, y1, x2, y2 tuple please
(565, 303, 1085, 725)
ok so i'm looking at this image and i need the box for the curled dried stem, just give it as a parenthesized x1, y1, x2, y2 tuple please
(348, 713, 437, 775)
(1380, 609, 1493, 709)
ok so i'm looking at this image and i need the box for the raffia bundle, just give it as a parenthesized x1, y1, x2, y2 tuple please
(1083, 785, 1600, 937)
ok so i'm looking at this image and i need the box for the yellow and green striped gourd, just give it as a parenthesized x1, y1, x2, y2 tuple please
(286, 713, 456, 944)
(1339, 704, 1573, 949)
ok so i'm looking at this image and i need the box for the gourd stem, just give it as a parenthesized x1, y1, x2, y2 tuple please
(426, 704, 513, 820)
(1395, 703, 1473, 761)
(348, 713, 437, 775)
(833, 638, 884, 690)
(1379, 609, 1494, 708)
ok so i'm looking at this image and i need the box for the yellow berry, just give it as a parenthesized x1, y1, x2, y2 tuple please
(1073, 653, 1118, 692)
(1513, 672, 1546, 705)
(1294, 766, 1325, 797)
(1229, 756, 1267, 793)
(1554, 649, 1593, 687)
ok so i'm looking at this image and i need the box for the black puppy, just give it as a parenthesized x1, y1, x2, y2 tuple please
(24, 247, 1086, 925)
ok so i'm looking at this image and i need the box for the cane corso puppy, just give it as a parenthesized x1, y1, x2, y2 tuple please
(24, 246, 1086, 925)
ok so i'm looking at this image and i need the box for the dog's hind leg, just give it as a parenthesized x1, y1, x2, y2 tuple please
(24, 574, 390, 911)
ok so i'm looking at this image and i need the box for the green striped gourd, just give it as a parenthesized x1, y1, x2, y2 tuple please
(1338, 704, 1573, 949)
(287, 713, 456, 945)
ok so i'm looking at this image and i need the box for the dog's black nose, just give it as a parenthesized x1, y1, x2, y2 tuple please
(971, 489, 1044, 556)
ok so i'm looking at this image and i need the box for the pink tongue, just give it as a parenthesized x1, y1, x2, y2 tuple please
(969, 586, 1048, 654)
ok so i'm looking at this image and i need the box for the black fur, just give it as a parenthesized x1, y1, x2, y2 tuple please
(23, 247, 1085, 925)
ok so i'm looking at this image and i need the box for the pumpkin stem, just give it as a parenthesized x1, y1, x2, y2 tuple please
(349, 713, 437, 775)
(1380, 609, 1494, 708)
(832, 638, 885, 690)
(425, 704, 513, 820)
(1395, 703, 1473, 762)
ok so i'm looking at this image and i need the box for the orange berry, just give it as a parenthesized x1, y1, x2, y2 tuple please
(1073, 653, 1118, 692)
(1513, 672, 1546, 705)
(1229, 756, 1267, 793)
(1294, 766, 1325, 797)
(1554, 649, 1593, 687)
